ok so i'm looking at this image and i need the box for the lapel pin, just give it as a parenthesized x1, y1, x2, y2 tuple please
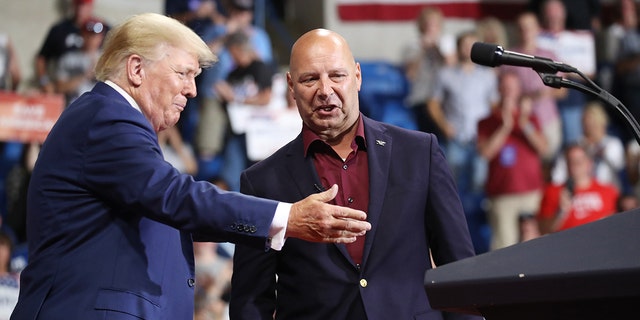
(375, 139, 386, 146)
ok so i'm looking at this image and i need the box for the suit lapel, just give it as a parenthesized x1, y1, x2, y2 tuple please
(284, 134, 356, 262)
(283, 135, 322, 198)
(361, 117, 391, 266)
(284, 118, 392, 267)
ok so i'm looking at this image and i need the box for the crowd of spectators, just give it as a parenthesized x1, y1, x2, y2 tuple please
(401, 0, 638, 255)
(1, 0, 639, 318)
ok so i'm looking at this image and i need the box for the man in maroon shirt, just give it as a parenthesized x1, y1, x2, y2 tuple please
(230, 28, 480, 320)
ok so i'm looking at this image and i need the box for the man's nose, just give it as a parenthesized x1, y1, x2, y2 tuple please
(183, 78, 197, 98)
(317, 77, 334, 99)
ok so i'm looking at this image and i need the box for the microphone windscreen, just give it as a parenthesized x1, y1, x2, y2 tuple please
(470, 42, 499, 67)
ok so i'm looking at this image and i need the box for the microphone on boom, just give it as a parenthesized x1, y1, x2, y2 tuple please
(470, 42, 577, 74)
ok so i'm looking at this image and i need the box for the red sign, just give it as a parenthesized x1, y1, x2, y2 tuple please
(0, 91, 64, 143)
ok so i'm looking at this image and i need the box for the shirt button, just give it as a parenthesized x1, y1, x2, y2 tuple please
(187, 278, 195, 287)
(343, 164, 348, 170)
(347, 197, 354, 203)
(359, 279, 368, 288)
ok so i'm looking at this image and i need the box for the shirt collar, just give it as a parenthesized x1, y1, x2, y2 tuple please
(105, 80, 142, 113)
(302, 114, 366, 157)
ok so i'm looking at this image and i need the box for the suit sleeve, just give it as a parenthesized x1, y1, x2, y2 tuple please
(424, 135, 483, 320)
(425, 135, 477, 265)
(426, 135, 484, 320)
(81, 107, 278, 248)
(229, 171, 279, 319)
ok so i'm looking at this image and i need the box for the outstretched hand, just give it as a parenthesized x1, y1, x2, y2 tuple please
(286, 184, 371, 243)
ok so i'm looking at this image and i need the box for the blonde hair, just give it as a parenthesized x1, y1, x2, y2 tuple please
(583, 101, 609, 127)
(95, 13, 216, 81)
(477, 17, 509, 48)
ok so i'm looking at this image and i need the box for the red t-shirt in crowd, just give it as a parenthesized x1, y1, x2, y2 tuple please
(538, 180, 619, 231)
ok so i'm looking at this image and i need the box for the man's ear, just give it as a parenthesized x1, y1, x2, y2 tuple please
(286, 71, 293, 91)
(126, 54, 144, 87)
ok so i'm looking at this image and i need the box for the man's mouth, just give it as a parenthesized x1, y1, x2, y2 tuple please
(315, 105, 338, 112)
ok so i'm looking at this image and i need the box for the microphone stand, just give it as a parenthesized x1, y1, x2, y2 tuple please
(537, 68, 640, 146)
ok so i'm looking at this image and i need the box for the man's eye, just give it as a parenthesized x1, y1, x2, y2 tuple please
(175, 70, 198, 81)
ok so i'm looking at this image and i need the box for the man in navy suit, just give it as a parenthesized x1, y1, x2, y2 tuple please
(10, 14, 370, 320)
(229, 29, 482, 319)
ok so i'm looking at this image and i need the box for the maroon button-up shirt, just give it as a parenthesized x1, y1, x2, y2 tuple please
(302, 116, 369, 265)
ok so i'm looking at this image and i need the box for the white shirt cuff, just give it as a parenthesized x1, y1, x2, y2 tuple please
(268, 202, 290, 251)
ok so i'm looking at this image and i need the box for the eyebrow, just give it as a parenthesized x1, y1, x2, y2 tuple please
(297, 71, 317, 79)
(170, 65, 202, 77)
(298, 68, 349, 77)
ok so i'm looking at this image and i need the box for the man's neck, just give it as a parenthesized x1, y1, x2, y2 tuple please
(322, 121, 359, 159)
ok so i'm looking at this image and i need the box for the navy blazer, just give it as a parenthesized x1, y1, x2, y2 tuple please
(230, 116, 481, 320)
(11, 82, 279, 320)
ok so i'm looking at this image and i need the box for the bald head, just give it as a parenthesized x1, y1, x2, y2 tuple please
(289, 29, 357, 73)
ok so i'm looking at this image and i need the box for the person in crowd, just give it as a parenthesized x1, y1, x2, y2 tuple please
(401, 6, 455, 138)
(194, 0, 273, 166)
(538, 143, 619, 234)
(4, 143, 39, 246)
(164, 0, 227, 150)
(528, 0, 601, 31)
(550, 101, 625, 190)
(9, 13, 370, 320)
(230, 28, 480, 320)
(623, 136, 640, 211)
(193, 179, 234, 320)
(35, 0, 104, 93)
(0, 232, 19, 319)
(536, 0, 596, 146)
(611, 0, 640, 140)
(476, 16, 509, 49)
(0, 32, 25, 233)
(501, 12, 565, 162)
(221, 0, 273, 65)
(55, 17, 106, 106)
(427, 30, 498, 246)
(598, 0, 637, 96)
(428, 30, 498, 191)
(191, 1, 229, 163)
(477, 71, 548, 250)
(616, 191, 639, 212)
(164, 0, 224, 35)
(215, 30, 275, 191)
(0, 32, 21, 91)
(193, 241, 233, 320)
